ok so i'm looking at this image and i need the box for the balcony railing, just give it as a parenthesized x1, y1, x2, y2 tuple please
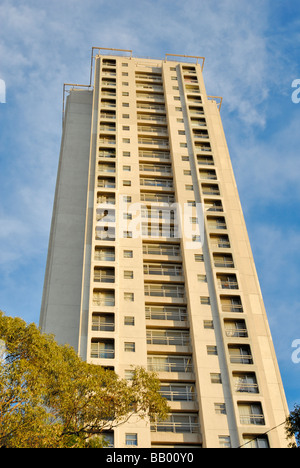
(218, 280, 238, 290)
(151, 417, 199, 433)
(144, 285, 185, 298)
(145, 306, 187, 322)
(147, 358, 193, 373)
(160, 387, 196, 401)
(139, 150, 170, 160)
(239, 414, 265, 425)
(229, 353, 253, 365)
(143, 244, 181, 256)
(143, 264, 182, 276)
(147, 331, 190, 347)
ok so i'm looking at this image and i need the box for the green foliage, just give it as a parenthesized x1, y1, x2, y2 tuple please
(285, 404, 300, 448)
(0, 311, 169, 448)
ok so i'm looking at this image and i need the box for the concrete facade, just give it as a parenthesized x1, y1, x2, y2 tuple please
(40, 50, 290, 448)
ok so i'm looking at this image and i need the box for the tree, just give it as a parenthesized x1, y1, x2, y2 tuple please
(285, 404, 300, 448)
(0, 311, 169, 448)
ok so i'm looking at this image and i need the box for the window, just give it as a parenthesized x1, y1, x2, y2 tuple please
(181, 156, 189, 161)
(180, 143, 188, 148)
(122, 138, 130, 143)
(123, 151, 131, 157)
(123, 180, 131, 186)
(184, 170, 191, 175)
(197, 274, 207, 282)
(178, 130, 185, 135)
(200, 296, 210, 305)
(124, 292, 134, 301)
(124, 342, 135, 352)
(215, 403, 226, 414)
(126, 434, 137, 446)
(123, 213, 132, 220)
(123, 230, 132, 238)
(122, 82, 129, 86)
(210, 373, 222, 384)
(242, 435, 269, 448)
(122, 62, 128, 67)
(124, 270, 134, 279)
(125, 370, 135, 380)
(174, 96, 180, 101)
(219, 436, 231, 448)
(122, 92, 129, 96)
(207, 345, 218, 355)
(123, 195, 132, 203)
(123, 165, 131, 171)
(175, 107, 182, 111)
(122, 102, 129, 107)
(203, 320, 214, 329)
(122, 126, 130, 131)
(194, 254, 204, 262)
(185, 184, 193, 190)
(124, 316, 135, 326)
(122, 72, 128, 76)
(124, 250, 133, 258)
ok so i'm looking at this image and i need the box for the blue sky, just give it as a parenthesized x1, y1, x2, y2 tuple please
(0, 0, 300, 411)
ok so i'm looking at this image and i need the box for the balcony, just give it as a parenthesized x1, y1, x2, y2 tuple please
(199, 169, 217, 181)
(147, 355, 193, 374)
(207, 216, 227, 230)
(92, 313, 115, 332)
(98, 177, 116, 189)
(140, 192, 175, 204)
(94, 267, 115, 283)
(144, 284, 185, 299)
(94, 247, 115, 262)
(93, 290, 115, 307)
(228, 344, 253, 365)
(220, 295, 243, 313)
(142, 224, 179, 239)
(224, 319, 248, 338)
(213, 253, 234, 268)
(143, 262, 183, 279)
(97, 193, 115, 205)
(98, 162, 116, 173)
(139, 163, 172, 174)
(91, 339, 115, 359)
(205, 200, 223, 212)
(138, 137, 169, 147)
(238, 403, 265, 426)
(145, 305, 188, 323)
(139, 150, 170, 161)
(146, 329, 190, 347)
(138, 125, 168, 135)
(217, 274, 238, 290)
(233, 372, 259, 394)
(143, 243, 181, 257)
(194, 141, 211, 152)
(210, 234, 230, 249)
(140, 177, 173, 189)
(201, 183, 220, 196)
(136, 102, 165, 112)
(137, 113, 166, 123)
(151, 414, 199, 434)
(99, 148, 116, 158)
(99, 136, 116, 145)
(197, 155, 214, 166)
(160, 384, 196, 402)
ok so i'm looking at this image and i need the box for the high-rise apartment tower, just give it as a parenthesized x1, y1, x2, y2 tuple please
(40, 48, 289, 448)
